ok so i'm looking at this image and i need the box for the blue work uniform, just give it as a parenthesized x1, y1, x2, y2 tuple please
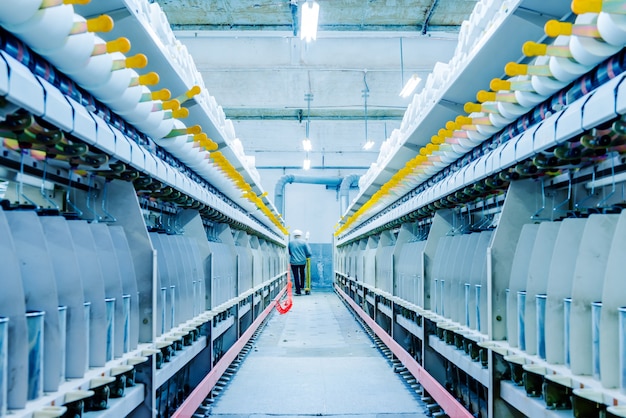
(288, 238, 312, 294)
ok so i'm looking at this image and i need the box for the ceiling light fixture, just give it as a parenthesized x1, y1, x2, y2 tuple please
(302, 92, 313, 169)
(399, 74, 422, 98)
(303, 93, 313, 151)
(300, 0, 320, 42)
(362, 71, 374, 151)
(398, 38, 422, 98)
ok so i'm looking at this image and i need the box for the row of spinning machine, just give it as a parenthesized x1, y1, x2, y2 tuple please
(335, 1, 626, 417)
(0, 1, 289, 416)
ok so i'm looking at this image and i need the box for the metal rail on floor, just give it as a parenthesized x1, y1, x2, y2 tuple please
(171, 287, 286, 418)
(334, 284, 473, 418)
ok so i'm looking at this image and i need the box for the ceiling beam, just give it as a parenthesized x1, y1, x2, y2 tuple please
(256, 165, 371, 170)
(223, 108, 405, 121)
(171, 24, 460, 33)
(175, 29, 459, 40)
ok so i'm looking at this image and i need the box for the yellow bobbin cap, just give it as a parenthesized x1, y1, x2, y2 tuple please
(464, 102, 482, 113)
(194, 133, 207, 142)
(204, 141, 218, 151)
(106, 37, 131, 54)
(419, 147, 429, 156)
(205, 142, 218, 152)
(398, 168, 410, 177)
(426, 143, 439, 152)
(571, 0, 602, 14)
(187, 85, 202, 98)
(431, 135, 444, 144)
(523, 41, 548, 57)
(456, 116, 473, 126)
(490, 78, 511, 91)
(407, 159, 420, 168)
(151, 89, 171, 101)
(476, 90, 496, 103)
(504, 62, 528, 76)
(163, 99, 180, 110)
(172, 108, 189, 119)
(138, 72, 159, 86)
(126, 54, 148, 69)
(204, 138, 219, 151)
(86, 15, 114, 33)
(64, 0, 91, 5)
(163, 100, 181, 111)
(445, 121, 459, 131)
(187, 125, 202, 135)
(545, 20, 572, 37)
(438, 128, 453, 138)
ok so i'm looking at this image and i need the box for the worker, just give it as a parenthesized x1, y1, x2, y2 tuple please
(288, 229, 312, 295)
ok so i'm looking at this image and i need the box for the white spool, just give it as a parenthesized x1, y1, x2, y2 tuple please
(465, 129, 491, 143)
(569, 13, 620, 66)
(597, 11, 626, 46)
(0, 0, 43, 26)
(497, 101, 531, 119)
(531, 55, 568, 96)
(135, 114, 174, 139)
(5, 5, 75, 52)
(66, 52, 116, 88)
(488, 111, 515, 128)
(116, 97, 155, 125)
(104, 85, 147, 114)
(89, 68, 137, 102)
(548, 36, 594, 83)
(39, 32, 97, 71)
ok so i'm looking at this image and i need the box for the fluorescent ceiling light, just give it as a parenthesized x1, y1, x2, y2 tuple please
(300, 0, 320, 42)
(303, 158, 311, 170)
(302, 138, 312, 151)
(399, 74, 422, 98)
(362, 140, 375, 150)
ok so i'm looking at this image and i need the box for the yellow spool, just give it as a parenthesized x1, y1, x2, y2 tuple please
(106, 37, 131, 54)
(125, 54, 148, 69)
(464, 102, 482, 113)
(504, 62, 528, 77)
(571, 0, 603, 15)
(138, 72, 160, 86)
(86, 15, 114, 33)
(476, 90, 496, 103)
(490, 78, 511, 92)
(151, 89, 171, 101)
(545, 20, 572, 37)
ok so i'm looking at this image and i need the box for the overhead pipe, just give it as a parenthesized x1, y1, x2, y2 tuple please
(274, 174, 343, 216)
(421, 0, 439, 35)
(339, 174, 361, 216)
(289, 0, 298, 37)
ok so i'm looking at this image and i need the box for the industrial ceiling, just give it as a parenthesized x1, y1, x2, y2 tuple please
(155, 0, 477, 189)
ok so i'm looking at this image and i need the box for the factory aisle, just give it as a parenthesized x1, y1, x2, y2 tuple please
(206, 290, 428, 417)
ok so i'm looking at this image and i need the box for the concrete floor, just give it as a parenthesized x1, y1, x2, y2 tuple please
(206, 290, 429, 417)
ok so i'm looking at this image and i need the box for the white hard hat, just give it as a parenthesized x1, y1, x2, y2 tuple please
(293, 229, 303, 236)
